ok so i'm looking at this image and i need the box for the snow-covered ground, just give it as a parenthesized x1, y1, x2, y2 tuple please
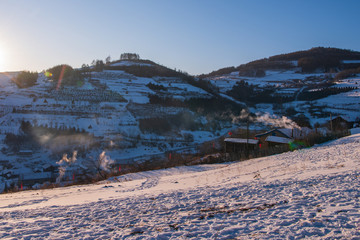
(315, 78, 360, 120)
(208, 70, 326, 92)
(286, 77, 360, 125)
(0, 69, 235, 191)
(1, 133, 359, 239)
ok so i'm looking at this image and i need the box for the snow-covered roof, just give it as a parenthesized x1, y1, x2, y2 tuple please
(255, 129, 291, 139)
(224, 138, 259, 145)
(332, 115, 352, 122)
(278, 128, 312, 139)
(342, 60, 360, 64)
(265, 136, 292, 144)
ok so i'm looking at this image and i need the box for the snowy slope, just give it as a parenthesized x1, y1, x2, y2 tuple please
(315, 78, 360, 119)
(0, 134, 359, 239)
(288, 77, 360, 125)
(208, 70, 326, 92)
(207, 69, 360, 125)
(0, 69, 222, 188)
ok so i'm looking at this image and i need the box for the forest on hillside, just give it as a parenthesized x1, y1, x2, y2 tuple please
(201, 47, 360, 78)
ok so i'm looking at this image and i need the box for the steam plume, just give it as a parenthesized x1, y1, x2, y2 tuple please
(255, 112, 300, 129)
(98, 151, 114, 172)
(232, 109, 300, 129)
(56, 151, 77, 184)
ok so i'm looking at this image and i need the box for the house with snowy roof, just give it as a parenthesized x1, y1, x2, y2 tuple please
(328, 116, 353, 131)
(255, 129, 293, 149)
(277, 127, 313, 140)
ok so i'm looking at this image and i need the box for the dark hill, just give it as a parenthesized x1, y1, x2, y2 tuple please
(200, 47, 360, 78)
(104, 59, 183, 78)
(269, 47, 360, 61)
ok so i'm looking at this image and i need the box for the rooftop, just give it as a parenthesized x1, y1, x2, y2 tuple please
(265, 136, 292, 144)
(224, 138, 259, 145)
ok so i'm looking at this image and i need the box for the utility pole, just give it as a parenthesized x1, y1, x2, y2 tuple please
(246, 118, 249, 159)
(330, 113, 333, 132)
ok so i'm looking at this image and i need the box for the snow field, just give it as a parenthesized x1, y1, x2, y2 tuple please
(209, 70, 326, 92)
(0, 134, 359, 239)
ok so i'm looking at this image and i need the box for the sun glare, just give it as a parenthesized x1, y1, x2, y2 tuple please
(0, 47, 4, 72)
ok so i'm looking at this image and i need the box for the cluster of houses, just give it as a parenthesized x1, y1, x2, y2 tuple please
(224, 128, 295, 154)
(224, 116, 358, 155)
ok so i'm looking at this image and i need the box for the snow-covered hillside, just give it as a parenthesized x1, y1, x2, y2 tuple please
(209, 70, 326, 91)
(207, 68, 360, 126)
(1, 133, 359, 239)
(0, 68, 227, 190)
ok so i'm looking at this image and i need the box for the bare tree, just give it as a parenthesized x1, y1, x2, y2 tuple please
(105, 55, 111, 64)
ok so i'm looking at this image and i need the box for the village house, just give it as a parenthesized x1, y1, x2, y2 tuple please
(329, 116, 353, 131)
(255, 129, 293, 149)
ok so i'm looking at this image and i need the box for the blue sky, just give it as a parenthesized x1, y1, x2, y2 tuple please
(0, 0, 359, 74)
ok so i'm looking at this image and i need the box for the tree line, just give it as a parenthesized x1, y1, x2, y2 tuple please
(146, 82, 167, 91)
(120, 53, 140, 60)
(297, 87, 358, 101)
(139, 112, 201, 134)
(13, 71, 38, 88)
(148, 94, 243, 116)
(200, 47, 360, 78)
(46, 64, 84, 87)
(334, 67, 360, 81)
(226, 80, 293, 104)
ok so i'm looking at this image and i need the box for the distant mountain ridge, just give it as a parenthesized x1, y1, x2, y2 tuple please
(200, 47, 360, 78)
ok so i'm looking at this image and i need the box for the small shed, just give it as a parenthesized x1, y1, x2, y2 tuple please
(224, 138, 259, 153)
(329, 116, 353, 131)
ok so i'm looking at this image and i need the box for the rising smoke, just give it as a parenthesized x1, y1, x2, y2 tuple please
(98, 151, 114, 172)
(56, 151, 77, 184)
(232, 109, 300, 129)
(39, 134, 94, 153)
